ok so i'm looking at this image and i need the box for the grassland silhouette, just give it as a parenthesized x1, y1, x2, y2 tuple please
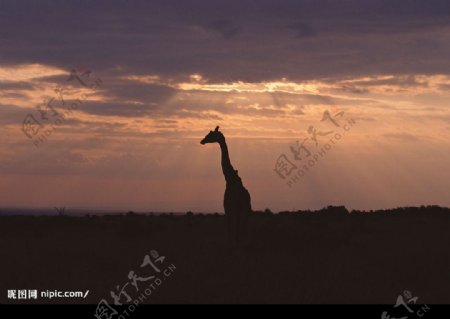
(0, 205, 449, 304)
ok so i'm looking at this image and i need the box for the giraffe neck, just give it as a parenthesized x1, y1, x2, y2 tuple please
(219, 139, 234, 180)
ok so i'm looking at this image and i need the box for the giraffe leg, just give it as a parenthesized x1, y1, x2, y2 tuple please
(239, 214, 244, 244)
(236, 214, 241, 245)
(226, 213, 233, 246)
(234, 215, 238, 246)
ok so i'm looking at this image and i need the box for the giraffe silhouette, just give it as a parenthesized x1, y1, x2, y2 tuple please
(200, 126, 252, 245)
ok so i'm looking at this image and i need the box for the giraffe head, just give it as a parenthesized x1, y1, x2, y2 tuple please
(200, 126, 225, 144)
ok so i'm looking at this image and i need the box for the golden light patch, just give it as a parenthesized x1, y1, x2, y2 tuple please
(176, 79, 320, 94)
(0, 63, 66, 82)
(122, 72, 450, 96)
(121, 75, 161, 84)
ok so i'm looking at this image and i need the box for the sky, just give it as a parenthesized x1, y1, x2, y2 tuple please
(1, 0, 450, 212)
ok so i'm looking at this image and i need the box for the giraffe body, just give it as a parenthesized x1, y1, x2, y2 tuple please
(201, 127, 252, 244)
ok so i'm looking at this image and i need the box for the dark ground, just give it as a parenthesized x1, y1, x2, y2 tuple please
(0, 206, 449, 305)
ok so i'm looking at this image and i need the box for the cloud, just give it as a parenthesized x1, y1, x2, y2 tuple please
(101, 81, 177, 105)
(1, 0, 450, 211)
(383, 132, 421, 142)
(207, 19, 242, 39)
(0, 104, 27, 125)
(1, 1, 450, 83)
(0, 81, 35, 90)
(287, 22, 317, 38)
(77, 101, 153, 117)
(341, 75, 428, 88)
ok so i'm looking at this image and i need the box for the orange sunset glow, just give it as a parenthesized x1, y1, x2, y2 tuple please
(1, 1, 450, 213)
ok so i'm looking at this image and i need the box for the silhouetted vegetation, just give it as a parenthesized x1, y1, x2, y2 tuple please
(0, 205, 449, 304)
